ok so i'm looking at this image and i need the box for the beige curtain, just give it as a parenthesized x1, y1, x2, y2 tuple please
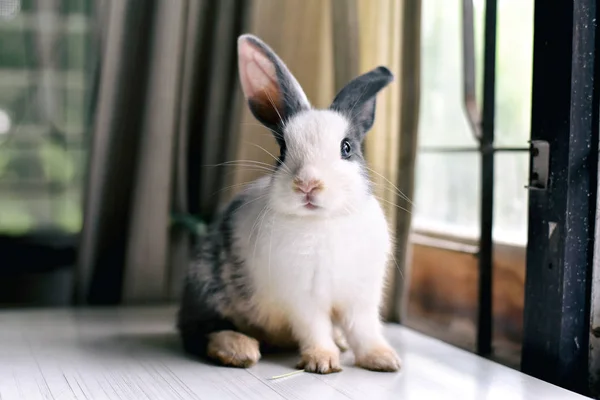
(77, 0, 250, 304)
(356, 0, 405, 321)
(232, 0, 421, 321)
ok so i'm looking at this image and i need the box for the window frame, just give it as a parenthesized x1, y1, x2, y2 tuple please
(414, 1, 599, 396)
(520, 0, 599, 396)
(415, 0, 532, 358)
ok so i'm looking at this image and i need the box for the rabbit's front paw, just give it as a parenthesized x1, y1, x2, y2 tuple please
(297, 347, 342, 374)
(355, 345, 401, 372)
(207, 331, 261, 368)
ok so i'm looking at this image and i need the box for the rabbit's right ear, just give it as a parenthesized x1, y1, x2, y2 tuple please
(237, 34, 310, 140)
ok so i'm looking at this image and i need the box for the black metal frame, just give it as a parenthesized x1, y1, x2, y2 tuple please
(444, 0, 532, 357)
(476, 0, 498, 357)
(424, 9, 599, 395)
(521, 0, 599, 396)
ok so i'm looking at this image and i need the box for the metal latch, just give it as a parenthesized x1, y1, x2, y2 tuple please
(526, 140, 550, 191)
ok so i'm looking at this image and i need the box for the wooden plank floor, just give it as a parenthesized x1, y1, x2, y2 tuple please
(0, 306, 588, 399)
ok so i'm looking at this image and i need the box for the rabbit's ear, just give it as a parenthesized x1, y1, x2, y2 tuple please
(237, 34, 310, 139)
(330, 66, 394, 140)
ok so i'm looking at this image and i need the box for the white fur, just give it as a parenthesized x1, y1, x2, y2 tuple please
(232, 110, 393, 359)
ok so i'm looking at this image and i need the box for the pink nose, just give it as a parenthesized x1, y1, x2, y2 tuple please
(293, 178, 323, 194)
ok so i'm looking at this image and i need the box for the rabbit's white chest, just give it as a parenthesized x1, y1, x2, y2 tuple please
(237, 196, 391, 311)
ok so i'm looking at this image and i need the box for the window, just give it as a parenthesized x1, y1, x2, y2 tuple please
(0, 0, 97, 236)
(414, 0, 533, 246)
(407, 0, 534, 367)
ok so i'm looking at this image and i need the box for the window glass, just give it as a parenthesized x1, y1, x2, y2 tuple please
(0, 0, 96, 234)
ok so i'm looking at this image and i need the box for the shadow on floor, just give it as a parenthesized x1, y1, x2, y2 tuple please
(81, 330, 299, 369)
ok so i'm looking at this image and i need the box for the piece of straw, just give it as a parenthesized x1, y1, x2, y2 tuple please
(267, 369, 305, 380)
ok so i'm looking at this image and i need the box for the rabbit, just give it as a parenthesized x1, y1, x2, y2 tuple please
(177, 33, 401, 374)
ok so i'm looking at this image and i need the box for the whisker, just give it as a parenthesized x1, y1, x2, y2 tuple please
(249, 203, 269, 246)
(244, 131, 279, 139)
(218, 165, 276, 173)
(374, 195, 413, 215)
(253, 204, 270, 267)
(230, 194, 269, 214)
(244, 141, 292, 175)
(205, 162, 277, 175)
(240, 122, 284, 141)
(263, 88, 285, 127)
(370, 182, 415, 207)
(221, 167, 277, 177)
(277, 161, 292, 175)
(206, 159, 277, 169)
(364, 165, 414, 206)
(210, 181, 255, 197)
(246, 142, 280, 164)
(389, 252, 404, 280)
(219, 168, 274, 184)
(268, 214, 276, 291)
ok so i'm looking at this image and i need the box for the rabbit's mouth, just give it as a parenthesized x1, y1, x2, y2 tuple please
(303, 202, 319, 210)
(302, 193, 320, 210)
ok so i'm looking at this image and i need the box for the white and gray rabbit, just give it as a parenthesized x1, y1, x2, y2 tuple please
(177, 34, 401, 374)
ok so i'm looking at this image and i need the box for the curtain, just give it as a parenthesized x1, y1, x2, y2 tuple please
(76, 0, 250, 304)
(393, 0, 421, 324)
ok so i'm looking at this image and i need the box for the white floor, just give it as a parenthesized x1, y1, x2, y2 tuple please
(0, 306, 588, 400)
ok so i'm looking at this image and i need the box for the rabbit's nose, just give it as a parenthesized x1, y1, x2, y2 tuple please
(293, 178, 324, 194)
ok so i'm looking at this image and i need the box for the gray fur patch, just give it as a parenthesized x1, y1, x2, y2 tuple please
(177, 195, 254, 357)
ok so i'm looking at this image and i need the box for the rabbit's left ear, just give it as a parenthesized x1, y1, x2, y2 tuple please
(237, 34, 310, 144)
(330, 66, 394, 139)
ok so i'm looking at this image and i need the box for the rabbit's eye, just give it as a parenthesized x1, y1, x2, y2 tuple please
(341, 139, 352, 159)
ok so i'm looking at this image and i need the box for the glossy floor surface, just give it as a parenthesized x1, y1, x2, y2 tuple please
(0, 306, 588, 399)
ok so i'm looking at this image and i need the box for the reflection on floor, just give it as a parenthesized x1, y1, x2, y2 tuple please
(406, 315, 522, 370)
